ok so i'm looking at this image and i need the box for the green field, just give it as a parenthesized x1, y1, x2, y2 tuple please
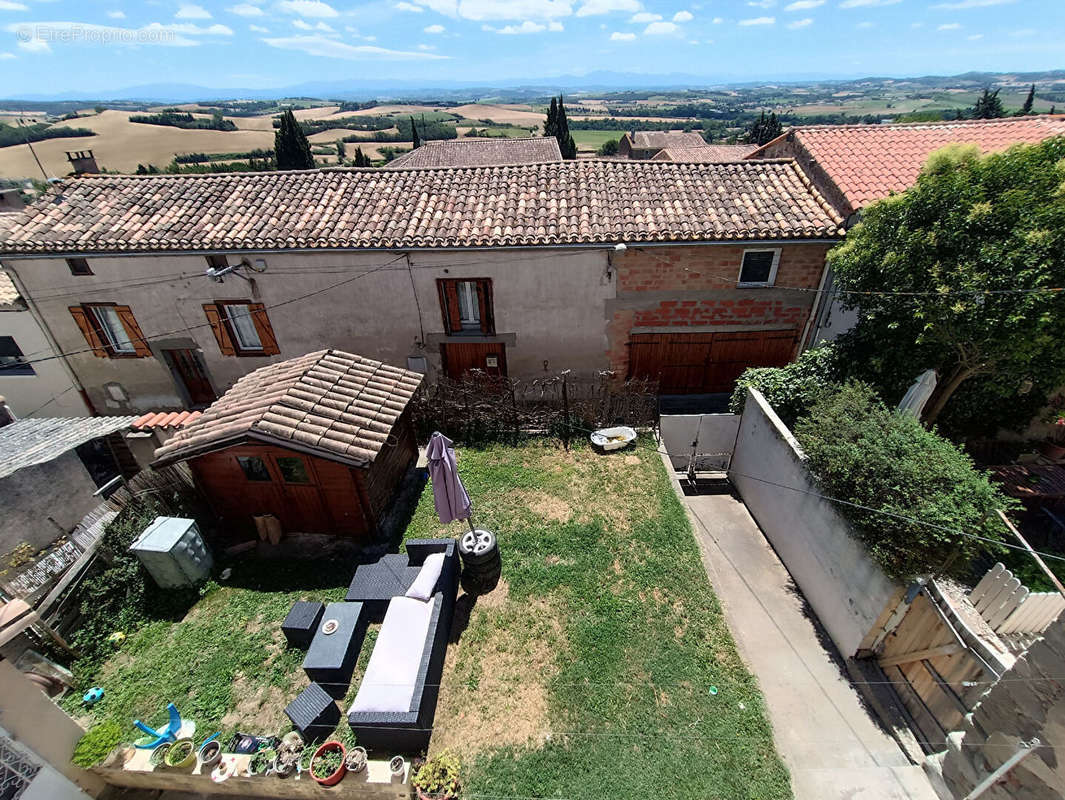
(571, 129, 623, 149)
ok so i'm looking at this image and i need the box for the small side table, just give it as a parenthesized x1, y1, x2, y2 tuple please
(284, 682, 340, 736)
(302, 602, 365, 685)
(282, 601, 324, 648)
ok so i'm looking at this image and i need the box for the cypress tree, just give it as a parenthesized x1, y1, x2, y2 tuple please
(336, 139, 346, 161)
(411, 116, 421, 149)
(1019, 84, 1035, 115)
(972, 88, 1005, 119)
(555, 95, 577, 159)
(274, 109, 314, 170)
(544, 96, 558, 138)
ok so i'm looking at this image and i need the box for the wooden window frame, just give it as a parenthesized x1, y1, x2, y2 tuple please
(437, 278, 495, 336)
(203, 300, 280, 357)
(69, 302, 152, 359)
(66, 257, 92, 276)
(737, 249, 781, 288)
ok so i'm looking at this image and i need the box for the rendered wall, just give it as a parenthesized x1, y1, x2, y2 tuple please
(0, 306, 89, 418)
(0, 451, 101, 554)
(729, 388, 900, 657)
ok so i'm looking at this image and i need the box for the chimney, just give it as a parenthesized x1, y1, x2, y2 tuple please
(0, 188, 24, 212)
(65, 150, 100, 175)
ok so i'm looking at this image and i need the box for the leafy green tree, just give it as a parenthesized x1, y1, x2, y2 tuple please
(743, 111, 783, 146)
(1019, 83, 1035, 115)
(828, 138, 1065, 429)
(411, 115, 421, 149)
(597, 138, 619, 156)
(972, 88, 1004, 119)
(335, 139, 346, 161)
(274, 109, 315, 170)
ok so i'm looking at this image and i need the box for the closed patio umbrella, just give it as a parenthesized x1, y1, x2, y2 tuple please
(426, 431, 473, 529)
(898, 369, 938, 418)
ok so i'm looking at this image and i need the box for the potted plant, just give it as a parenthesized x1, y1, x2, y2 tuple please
(297, 742, 316, 777)
(163, 738, 197, 770)
(411, 751, 461, 800)
(198, 739, 222, 768)
(249, 747, 276, 776)
(344, 745, 368, 774)
(309, 741, 346, 786)
(148, 742, 171, 769)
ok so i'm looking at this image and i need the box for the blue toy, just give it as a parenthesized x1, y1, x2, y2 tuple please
(132, 703, 183, 749)
(82, 687, 104, 706)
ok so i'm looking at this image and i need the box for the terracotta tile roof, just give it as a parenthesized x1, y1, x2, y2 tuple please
(384, 136, 562, 169)
(630, 131, 708, 151)
(152, 349, 423, 468)
(651, 144, 758, 163)
(0, 268, 19, 307)
(752, 116, 1065, 212)
(0, 160, 844, 255)
(132, 410, 202, 430)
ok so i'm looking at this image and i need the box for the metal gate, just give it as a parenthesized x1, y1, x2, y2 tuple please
(660, 413, 740, 473)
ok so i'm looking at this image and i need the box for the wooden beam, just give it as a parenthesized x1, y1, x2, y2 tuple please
(997, 509, 1065, 601)
(879, 643, 963, 669)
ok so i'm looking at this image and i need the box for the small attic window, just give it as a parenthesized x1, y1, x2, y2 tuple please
(67, 257, 92, 276)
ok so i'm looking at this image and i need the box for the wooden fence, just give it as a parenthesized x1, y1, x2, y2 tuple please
(970, 562, 1065, 635)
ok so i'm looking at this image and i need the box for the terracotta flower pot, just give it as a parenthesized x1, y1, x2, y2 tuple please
(310, 741, 346, 787)
(1040, 439, 1065, 461)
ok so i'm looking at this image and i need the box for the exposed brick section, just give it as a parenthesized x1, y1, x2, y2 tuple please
(616, 244, 832, 293)
(633, 298, 810, 328)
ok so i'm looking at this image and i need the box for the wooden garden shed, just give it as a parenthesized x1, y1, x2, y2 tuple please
(152, 350, 422, 539)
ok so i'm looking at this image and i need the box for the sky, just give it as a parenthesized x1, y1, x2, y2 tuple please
(0, 0, 1062, 96)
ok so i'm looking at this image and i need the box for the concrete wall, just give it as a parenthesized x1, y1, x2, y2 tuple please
(926, 618, 1065, 799)
(2, 249, 615, 414)
(0, 660, 105, 797)
(607, 243, 833, 375)
(660, 413, 740, 470)
(0, 451, 101, 555)
(0, 305, 89, 418)
(729, 388, 900, 657)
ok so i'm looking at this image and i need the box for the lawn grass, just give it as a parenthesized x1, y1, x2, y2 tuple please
(571, 129, 622, 149)
(404, 437, 791, 800)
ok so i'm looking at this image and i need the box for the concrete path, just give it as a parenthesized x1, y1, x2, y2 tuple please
(684, 489, 939, 800)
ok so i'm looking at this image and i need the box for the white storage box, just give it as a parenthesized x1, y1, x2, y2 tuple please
(129, 516, 213, 588)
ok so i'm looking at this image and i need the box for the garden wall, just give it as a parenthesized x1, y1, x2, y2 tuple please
(729, 388, 900, 657)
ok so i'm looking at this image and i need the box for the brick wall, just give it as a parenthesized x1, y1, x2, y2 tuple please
(608, 243, 833, 375)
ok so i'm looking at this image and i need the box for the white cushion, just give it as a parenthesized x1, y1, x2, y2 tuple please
(405, 552, 445, 601)
(348, 596, 434, 714)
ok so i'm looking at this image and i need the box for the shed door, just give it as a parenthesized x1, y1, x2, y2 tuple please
(628, 329, 797, 394)
(441, 342, 507, 379)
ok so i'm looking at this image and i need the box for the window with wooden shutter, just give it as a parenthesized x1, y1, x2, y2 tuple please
(115, 305, 153, 357)
(69, 305, 108, 358)
(248, 303, 280, 355)
(70, 304, 150, 358)
(203, 303, 236, 356)
(438, 278, 494, 335)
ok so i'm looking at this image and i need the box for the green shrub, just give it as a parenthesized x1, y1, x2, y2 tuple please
(72, 721, 124, 768)
(793, 382, 1013, 581)
(729, 344, 841, 426)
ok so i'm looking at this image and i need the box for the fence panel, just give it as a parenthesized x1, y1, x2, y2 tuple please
(970, 562, 1065, 635)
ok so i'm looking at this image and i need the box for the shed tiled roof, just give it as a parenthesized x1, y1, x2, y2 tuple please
(752, 116, 1065, 212)
(0, 268, 19, 308)
(152, 350, 423, 468)
(384, 136, 562, 169)
(132, 410, 201, 431)
(651, 144, 758, 163)
(0, 160, 844, 255)
(0, 416, 139, 480)
(629, 131, 708, 151)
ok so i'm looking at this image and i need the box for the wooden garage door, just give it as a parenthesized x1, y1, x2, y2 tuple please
(628, 330, 797, 394)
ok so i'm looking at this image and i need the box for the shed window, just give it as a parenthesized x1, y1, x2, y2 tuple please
(223, 303, 263, 352)
(0, 336, 34, 375)
(738, 249, 780, 287)
(67, 257, 92, 276)
(277, 456, 310, 484)
(236, 456, 271, 482)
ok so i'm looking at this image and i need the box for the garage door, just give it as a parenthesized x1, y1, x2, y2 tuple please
(628, 329, 797, 394)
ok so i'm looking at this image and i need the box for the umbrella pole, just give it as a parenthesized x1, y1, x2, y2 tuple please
(467, 517, 476, 533)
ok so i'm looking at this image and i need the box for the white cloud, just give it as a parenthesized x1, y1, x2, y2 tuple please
(394, 1, 423, 9)
(937, 21, 960, 29)
(672, 10, 692, 21)
(176, 3, 212, 19)
(784, 0, 822, 9)
(249, 22, 269, 30)
(315, 20, 335, 30)
(424, 22, 445, 31)
(644, 20, 678, 33)
(0, 2, 28, 11)
(932, 0, 1014, 7)
(548, 19, 563, 28)
(629, 11, 659, 21)
(262, 33, 449, 58)
(275, 0, 339, 18)
(420, 0, 573, 20)
(160, 22, 234, 34)
(417, 42, 434, 47)
(966, 32, 982, 39)
(8, 20, 235, 49)
(292, 17, 312, 28)
(712, 15, 722, 22)
(739, 15, 774, 24)
(747, 0, 775, 7)
(483, 18, 562, 30)
(1009, 27, 1035, 36)
(17, 35, 48, 52)
(839, 0, 899, 7)
(610, 29, 634, 38)
(575, 0, 640, 16)
(0, 51, 14, 58)
(787, 16, 811, 26)
(228, 3, 265, 16)
(106, 10, 126, 19)
(856, 19, 873, 27)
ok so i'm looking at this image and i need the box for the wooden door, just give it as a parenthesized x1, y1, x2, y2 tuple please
(271, 453, 335, 533)
(165, 348, 216, 406)
(441, 342, 507, 379)
(628, 329, 797, 394)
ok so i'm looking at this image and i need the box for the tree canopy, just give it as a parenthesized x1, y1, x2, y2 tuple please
(828, 137, 1065, 433)
(544, 94, 577, 159)
(972, 88, 1005, 119)
(743, 111, 783, 146)
(274, 109, 314, 170)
